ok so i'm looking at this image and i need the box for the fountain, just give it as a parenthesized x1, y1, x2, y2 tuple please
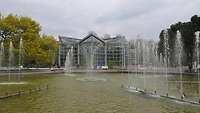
(0, 42, 4, 69)
(0, 39, 26, 85)
(142, 41, 147, 92)
(195, 31, 200, 103)
(150, 42, 160, 97)
(8, 40, 14, 81)
(64, 46, 73, 73)
(18, 37, 23, 80)
(133, 40, 138, 88)
(135, 40, 140, 89)
(76, 36, 106, 82)
(163, 29, 169, 96)
(127, 40, 137, 90)
(65, 50, 71, 72)
(152, 42, 158, 94)
(175, 30, 184, 99)
(125, 32, 200, 105)
(127, 40, 163, 97)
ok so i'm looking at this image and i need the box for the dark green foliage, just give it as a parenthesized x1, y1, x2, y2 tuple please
(158, 15, 200, 71)
(0, 14, 58, 68)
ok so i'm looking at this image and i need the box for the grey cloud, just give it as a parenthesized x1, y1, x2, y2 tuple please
(0, 0, 199, 40)
(96, 0, 165, 23)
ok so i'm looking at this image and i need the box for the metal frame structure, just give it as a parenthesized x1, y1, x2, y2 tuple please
(58, 33, 128, 69)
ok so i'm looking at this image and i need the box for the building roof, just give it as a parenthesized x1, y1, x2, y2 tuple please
(58, 33, 127, 45)
(58, 36, 80, 44)
(79, 33, 105, 45)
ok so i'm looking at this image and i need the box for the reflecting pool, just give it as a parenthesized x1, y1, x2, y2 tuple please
(0, 73, 200, 113)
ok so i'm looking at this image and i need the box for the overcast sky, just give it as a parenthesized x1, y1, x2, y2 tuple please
(0, 0, 200, 40)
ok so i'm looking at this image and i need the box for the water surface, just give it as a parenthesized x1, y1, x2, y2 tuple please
(0, 73, 200, 113)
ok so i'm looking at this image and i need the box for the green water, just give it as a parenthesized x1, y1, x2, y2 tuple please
(0, 73, 200, 113)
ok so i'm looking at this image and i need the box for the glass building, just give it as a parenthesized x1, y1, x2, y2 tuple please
(58, 33, 128, 69)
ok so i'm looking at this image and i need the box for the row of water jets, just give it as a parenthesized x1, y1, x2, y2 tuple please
(128, 30, 200, 103)
(64, 30, 200, 103)
(0, 38, 23, 81)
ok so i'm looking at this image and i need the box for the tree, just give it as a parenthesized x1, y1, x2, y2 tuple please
(37, 35, 58, 67)
(180, 22, 195, 71)
(157, 30, 164, 62)
(158, 15, 200, 71)
(0, 14, 58, 67)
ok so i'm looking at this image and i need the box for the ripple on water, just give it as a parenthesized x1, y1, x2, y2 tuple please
(0, 82, 27, 85)
(76, 77, 107, 82)
(64, 73, 77, 77)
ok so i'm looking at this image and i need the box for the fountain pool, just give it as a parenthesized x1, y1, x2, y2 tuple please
(0, 73, 200, 113)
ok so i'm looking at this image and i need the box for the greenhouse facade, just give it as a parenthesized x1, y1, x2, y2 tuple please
(58, 33, 128, 69)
